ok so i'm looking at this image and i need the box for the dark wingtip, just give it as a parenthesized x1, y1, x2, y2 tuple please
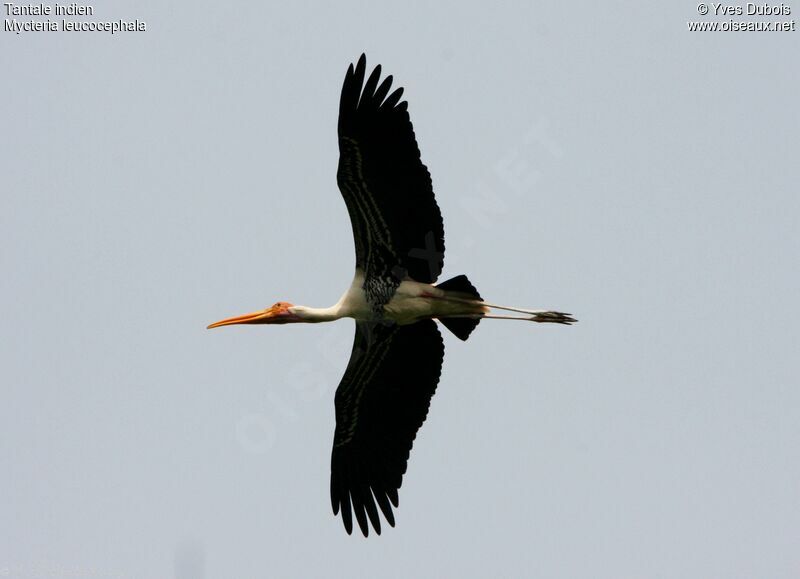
(352, 55, 367, 91)
(341, 492, 353, 535)
(382, 86, 404, 110)
(331, 479, 340, 515)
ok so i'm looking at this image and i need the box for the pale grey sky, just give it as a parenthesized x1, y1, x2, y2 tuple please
(2, 1, 799, 578)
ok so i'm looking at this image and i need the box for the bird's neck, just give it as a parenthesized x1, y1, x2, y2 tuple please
(289, 305, 343, 323)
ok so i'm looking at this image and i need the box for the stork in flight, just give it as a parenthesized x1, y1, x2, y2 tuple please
(208, 54, 576, 537)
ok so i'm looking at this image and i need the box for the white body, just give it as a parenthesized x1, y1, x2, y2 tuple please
(335, 270, 486, 325)
(287, 270, 572, 326)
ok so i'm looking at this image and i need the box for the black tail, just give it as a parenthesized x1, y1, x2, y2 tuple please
(435, 275, 482, 341)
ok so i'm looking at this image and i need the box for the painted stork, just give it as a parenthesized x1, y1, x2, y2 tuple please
(208, 54, 576, 537)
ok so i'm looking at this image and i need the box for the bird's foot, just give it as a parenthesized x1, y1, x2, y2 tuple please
(530, 311, 577, 325)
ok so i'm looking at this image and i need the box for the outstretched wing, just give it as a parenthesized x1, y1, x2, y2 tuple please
(337, 54, 445, 286)
(331, 320, 444, 536)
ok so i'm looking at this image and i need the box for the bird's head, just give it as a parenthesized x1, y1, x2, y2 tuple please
(207, 301, 303, 329)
